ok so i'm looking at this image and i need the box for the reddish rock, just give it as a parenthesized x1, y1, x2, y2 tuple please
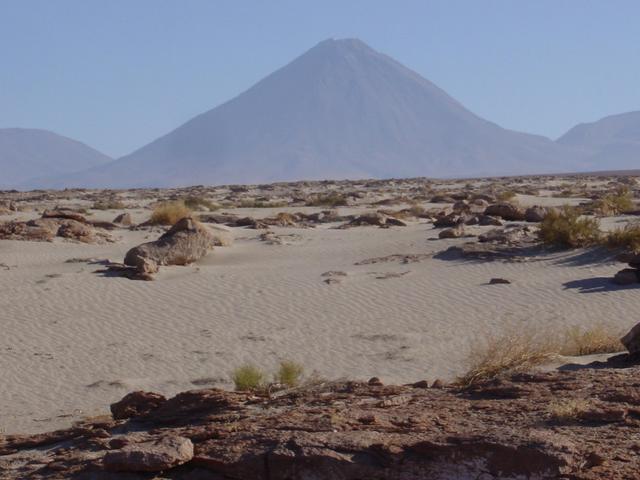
(110, 391, 167, 420)
(103, 435, 193, 472)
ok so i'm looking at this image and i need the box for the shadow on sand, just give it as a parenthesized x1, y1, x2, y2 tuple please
(558, 353, 639, 372)
(562, 276, 637, 293)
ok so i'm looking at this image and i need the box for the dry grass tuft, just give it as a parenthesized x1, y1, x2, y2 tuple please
(538, 205, 601, 248)
(275, 360, 305, 388)
(149, 201, 192, 225)
(182, 196, 219, 211)
(605, 223, 640, 253)
(456, 328, 559, 387)
(497, 190, 517, 202)
(547, 399, 590, 423)
(560, 324, 624, 356)
(231, 364, 266, 391)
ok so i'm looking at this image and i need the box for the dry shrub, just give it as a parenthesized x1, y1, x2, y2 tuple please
(305, 192, 348, 207)
(560, 324, 624, 356)
(593, 187, 634, 215)
(149, 201, 192, 225)
(456, 328, 559, 387)
(538, 206, 601, 248)
(237, 199, 287, 208)
(547, 399, 590, 423)
(182, 196, 219, 211)
(92, 200, 126, 210)
(497, 190, 517, 202)
(605, 223, 640, 253)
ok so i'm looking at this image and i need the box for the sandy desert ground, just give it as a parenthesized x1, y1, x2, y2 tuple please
(1, 174, 639, 435)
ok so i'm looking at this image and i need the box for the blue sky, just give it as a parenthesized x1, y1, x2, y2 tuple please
(1, 0, 639, 158)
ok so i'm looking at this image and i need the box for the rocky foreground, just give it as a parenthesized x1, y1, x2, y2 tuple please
(2, 357, 640, 479)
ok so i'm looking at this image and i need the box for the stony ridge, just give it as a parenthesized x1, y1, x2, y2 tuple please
(2, 357, 640, 479)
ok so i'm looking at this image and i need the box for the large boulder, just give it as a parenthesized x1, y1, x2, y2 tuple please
(484, 203, 526, 221)
(124, 217, 217, 270)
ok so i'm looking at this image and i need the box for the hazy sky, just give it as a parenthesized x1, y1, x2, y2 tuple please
(2, 0, 639, 158)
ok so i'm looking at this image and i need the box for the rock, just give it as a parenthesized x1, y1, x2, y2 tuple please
(478, 214, 504, 226)
(479, 226, 531, 244)
(42, 209, 88, 223)
(433, 212, 465, 228)
(103, 435, 194, 472)
(484, 203, 526, 221)
(613, 268, 640, 285)
(0, 220, 55, 242)
(56, 219, 96, 243)
(431, 379, 445, 389)
(124, 217, 216, 271)
(410, 380, 430, 389)
(111, 391, 167, 420)
(384, 216, 407, 227)
(113, 213, 133, 226)
(439, 225, 465, 239)
(367, 377, 383, 386)
(489, 278, 511, 284)
(452, 200, 469, 212)
(525, 206, 551, 223)
(621, 322, 640, 355)
(628, 254, 640, 269)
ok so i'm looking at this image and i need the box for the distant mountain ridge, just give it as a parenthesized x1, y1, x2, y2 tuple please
(32, 38, 581, 189)
(0, 128, 111, 189)
(5, 39, 640, 190)
(557, 111, 640, 171)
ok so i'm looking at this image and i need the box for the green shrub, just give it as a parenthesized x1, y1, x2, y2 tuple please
(275, 360, 304, 388)
(231, 364, 266, 391)
(538, 206, 601, 248)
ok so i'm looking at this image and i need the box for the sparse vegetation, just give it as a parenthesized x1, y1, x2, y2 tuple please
(305, 192, 348, 207)
(497, 190, 517, 202)
(593, 187, 634, 215)
(560, 324, 624, 356)
(182, 196, 219, 211)
(149, 200, 192, 225)
(604, 223, 640, 253)
(456, 328, 559, 386)
(458, 322, 625, 386)
(275, 360, 305, 388)
(237, 199, 288, 208)
(538, 206, 601, 248)
(547, 399, 590, 423)
(92, 199, 126, 210)
(231, 364, 266, 391)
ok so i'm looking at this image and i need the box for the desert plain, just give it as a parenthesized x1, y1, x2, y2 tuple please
(1, 173, 639, 440)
